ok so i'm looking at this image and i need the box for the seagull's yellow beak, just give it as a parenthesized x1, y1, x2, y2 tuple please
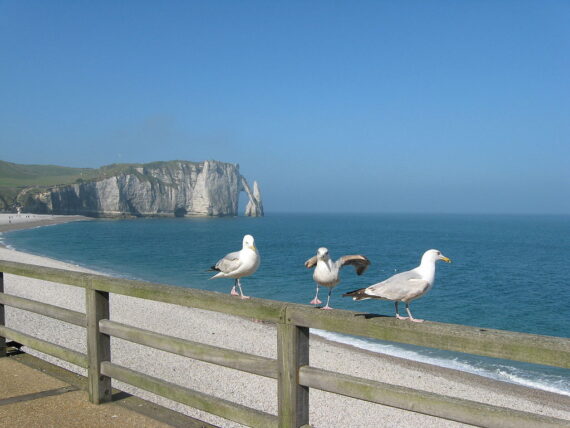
(440, 256, 451, 263)
(251, 244, 257, 251)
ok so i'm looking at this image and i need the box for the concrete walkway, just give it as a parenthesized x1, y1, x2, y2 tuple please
(0, 352, 216, 428)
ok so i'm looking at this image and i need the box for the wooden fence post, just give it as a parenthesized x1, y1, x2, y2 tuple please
(0, 272, 5, 358)
(86, 281, 112, 404)
(277, 322, 309, 428)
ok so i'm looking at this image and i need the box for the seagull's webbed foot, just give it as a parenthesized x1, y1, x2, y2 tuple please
(321, 305, 333, 310)
(240, 295, 251, 300)
(405, 304, 424, 323)
(230, 286, 239, 296)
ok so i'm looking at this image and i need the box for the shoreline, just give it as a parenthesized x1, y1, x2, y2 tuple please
(0, 213, 93, 235)
(1, 218, 569, 426)
(312, 333, 570, 411)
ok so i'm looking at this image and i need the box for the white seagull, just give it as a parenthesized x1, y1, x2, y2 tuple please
(209, 234, 260, 299)
(305, 247, 371, 310)
(343, 249, 451, 322)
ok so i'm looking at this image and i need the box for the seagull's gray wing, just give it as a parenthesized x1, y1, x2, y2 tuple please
(214, 251, 242, 274)
(304, 255, 318, 269)
(364, 270, 429, 302)
(336, 255, 371, 275)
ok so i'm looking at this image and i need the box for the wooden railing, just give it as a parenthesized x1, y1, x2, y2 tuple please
(1, 259, 569, 428)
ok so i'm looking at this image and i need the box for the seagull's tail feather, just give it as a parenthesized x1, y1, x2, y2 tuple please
(342, 288, 371, 301)
(207, 266, 225, 280)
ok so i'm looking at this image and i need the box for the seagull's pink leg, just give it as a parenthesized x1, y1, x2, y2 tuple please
(230, 279, 239, 296)
(237, 279, 250, 299)
(310, 285, 322, 305)
(321, 288, 333, 310)
(395, 302, 408, 320)
(406, 303, 424, 323)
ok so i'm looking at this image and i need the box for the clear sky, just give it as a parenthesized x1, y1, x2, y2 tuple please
(1, 1, 569, 214)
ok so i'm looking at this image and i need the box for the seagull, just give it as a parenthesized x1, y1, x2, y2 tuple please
(305, 247, 371, 310)
(209, 234, 260, 299)
(343, 249, 451, 322)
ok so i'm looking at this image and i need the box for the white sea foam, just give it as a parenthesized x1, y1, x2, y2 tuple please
(311, 329, 570, 397)
(0, 234, 16, 251)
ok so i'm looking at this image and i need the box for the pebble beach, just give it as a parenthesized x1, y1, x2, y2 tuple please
(1, 214, 569, 427)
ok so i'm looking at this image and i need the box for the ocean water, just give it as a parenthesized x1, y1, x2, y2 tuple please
(2, 213, 570, 395)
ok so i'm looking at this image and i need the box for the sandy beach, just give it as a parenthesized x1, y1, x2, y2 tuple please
(1, 215, 569, 427)
(0, 213, 92, 234)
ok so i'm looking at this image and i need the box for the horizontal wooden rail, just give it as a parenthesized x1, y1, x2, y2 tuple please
(2, 260, 569, 369)
(0, 325, 88, 368)
(99, 319, 278, 379)
(101, 361, 278, 428)
(0, 293, 86, 327)
(90, 275, 285, 323)
(0, 260, 285, 323)
(285, 305, 570, 369)
(299, 366, 570, 428)
(0, 261, 88, 288)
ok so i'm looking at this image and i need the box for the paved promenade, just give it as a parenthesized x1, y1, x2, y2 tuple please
(0, 352, 215, 428)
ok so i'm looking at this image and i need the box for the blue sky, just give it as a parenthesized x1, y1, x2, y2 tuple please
(1, 1, 569, 214)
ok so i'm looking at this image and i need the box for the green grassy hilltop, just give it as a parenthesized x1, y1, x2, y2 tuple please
(0, 160, 196, 211)
(0, 160, 98, 187)
(0, 160, 94, 210)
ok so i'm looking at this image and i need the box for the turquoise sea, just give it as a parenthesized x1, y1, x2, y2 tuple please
(2, 213, 570, 395)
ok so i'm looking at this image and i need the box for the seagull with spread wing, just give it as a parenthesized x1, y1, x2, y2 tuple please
(305, 247, 370, 310)
(343, 249, 451, 322)
(209, 234, 260, 299)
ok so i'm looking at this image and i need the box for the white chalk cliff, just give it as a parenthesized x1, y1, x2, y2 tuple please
(20, 160, 263, 217)
(243, 180, 264, 217)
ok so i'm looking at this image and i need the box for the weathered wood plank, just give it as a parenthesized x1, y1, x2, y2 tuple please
(0, 292, 86, 327)
(0, 272, 5, 357)
(277, 323, 309, 428)
(86, 286, 112, 404)
(0, 325, 88, 368)
(89, 275, 286, 323)
(0, 260, 88, 288)
(101, 361, 278, 428)
(99, 319, 278, 379)
(0, 260, 286, 322)
(299, 366, 570, 428)
(285, 304, 570, 369)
